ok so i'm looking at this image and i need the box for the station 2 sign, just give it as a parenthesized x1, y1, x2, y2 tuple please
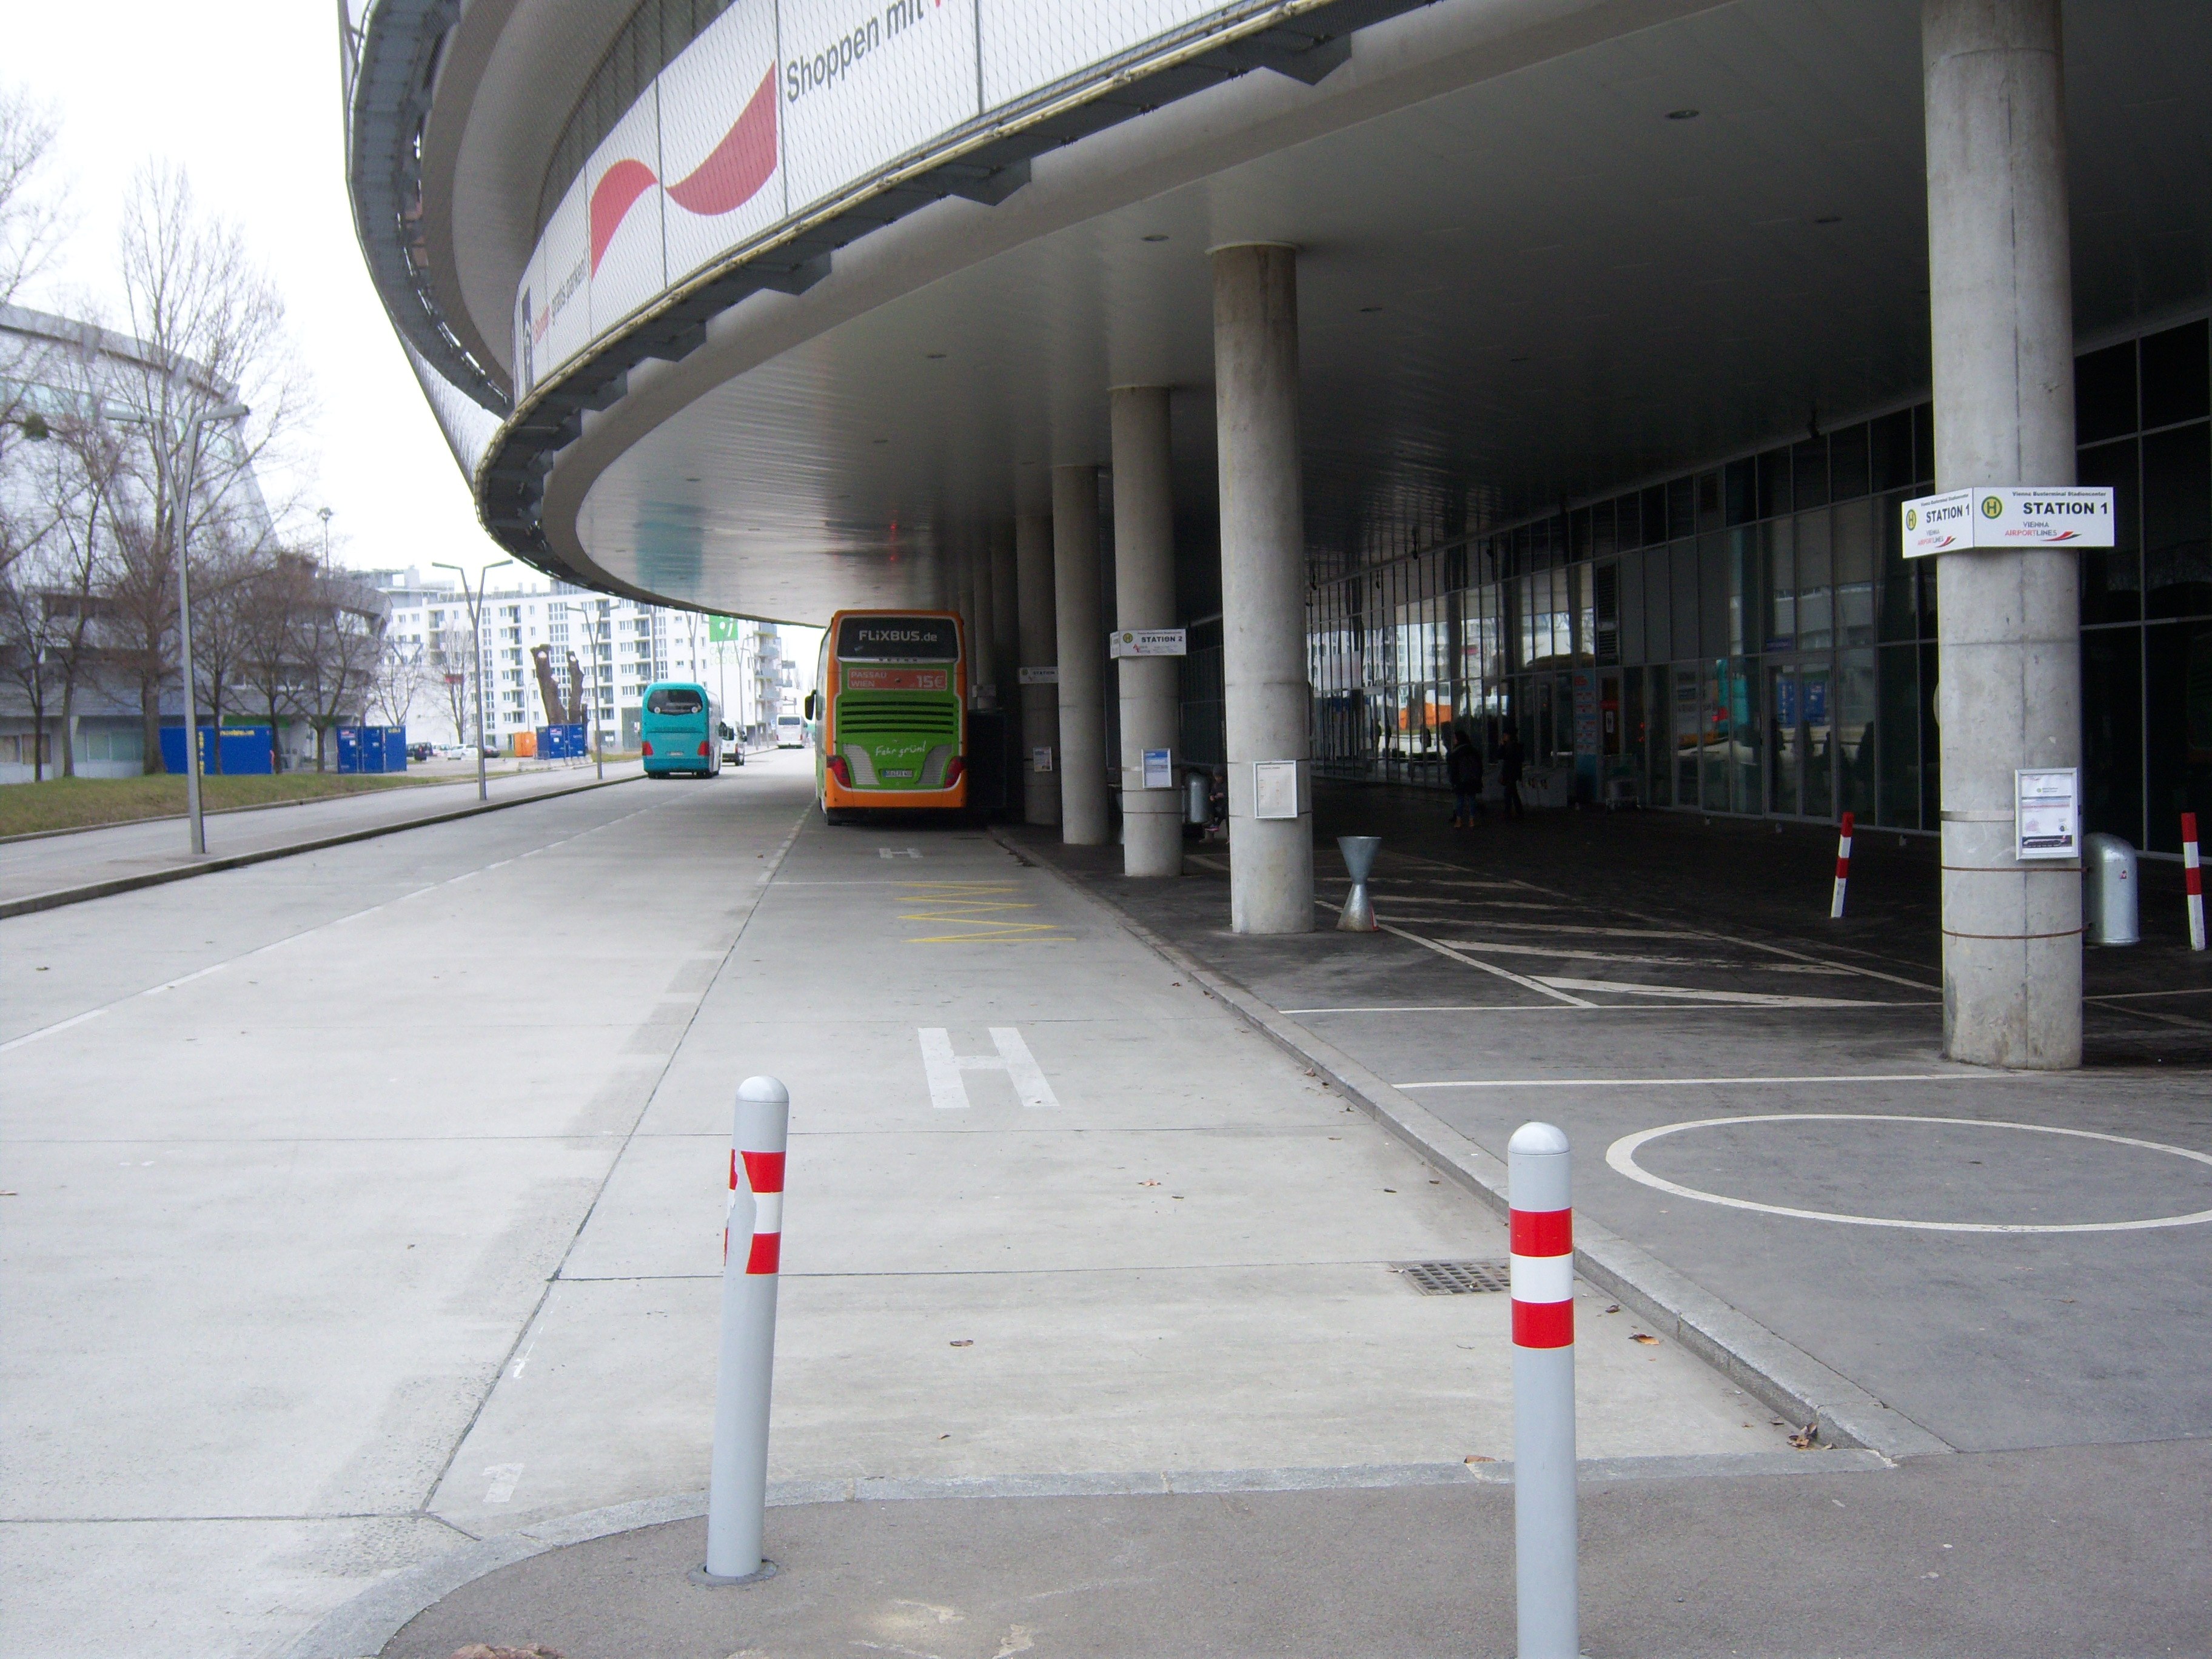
(1902, 487, 2114, 557)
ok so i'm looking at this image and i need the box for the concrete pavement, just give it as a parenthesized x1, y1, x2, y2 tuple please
(0, 760, 642, 916)
(4, 756, 1796, 1659)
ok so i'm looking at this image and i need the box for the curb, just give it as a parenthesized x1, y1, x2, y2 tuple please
(990, 826, 1956, 1463)
(282, 1450, 1892, 1658)
(0, 774, 643, 920)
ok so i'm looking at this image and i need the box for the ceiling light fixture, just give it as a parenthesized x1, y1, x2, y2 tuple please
(1359, 306, 1384, 314)
(1814, 215, 1843, 224)
(925, 352, 947, 359)
(1666, 108, 1700, 121)
(1142, 233, 1169, 243)
(684, 476, 701, 483)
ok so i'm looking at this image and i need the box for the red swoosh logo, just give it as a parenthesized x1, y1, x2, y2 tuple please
(585, 66, 780, 275)
(667, 66, 779, 217)
(590, 158, 658, 273)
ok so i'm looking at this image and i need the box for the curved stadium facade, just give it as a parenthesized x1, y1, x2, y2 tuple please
(346, 0, 2211, 1065)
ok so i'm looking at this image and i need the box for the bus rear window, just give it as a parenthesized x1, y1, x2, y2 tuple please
(836, 616, 957, 661)
(646, 688, 705, 715)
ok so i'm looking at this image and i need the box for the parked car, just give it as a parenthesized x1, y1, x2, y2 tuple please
(719, 720, 743, 765)
(434, 743, 471, 760)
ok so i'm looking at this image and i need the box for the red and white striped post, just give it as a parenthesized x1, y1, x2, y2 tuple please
(2185, 813, 2205, 953)
(1509, 1121, 1577, 1659)
(1830, 810, 1855, 919)
(701, 1076, 788, 1586)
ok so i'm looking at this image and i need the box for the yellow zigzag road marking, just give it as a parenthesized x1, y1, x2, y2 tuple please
(908, 924, 1066, 943)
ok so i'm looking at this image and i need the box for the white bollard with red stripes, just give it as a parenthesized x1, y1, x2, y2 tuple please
(701, 1075, 788, 1585)
(1830, 810, 1855, 919)
(1509, 1121, 1578, 1659)
(2185, 813, 2205, 953)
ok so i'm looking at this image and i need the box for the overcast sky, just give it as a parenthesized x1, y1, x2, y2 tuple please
(9, 0, 511, 582)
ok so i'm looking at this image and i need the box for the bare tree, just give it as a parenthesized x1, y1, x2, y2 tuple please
(290, 558, 386, 769)
(425, 616, 475, 748)
(0, 543, 62, 779)
(37, 408, 126, 776)
(368, 636, 426, 732)
(236, 550, 310, 773)
(186, 535, 270, 770)
(99, 164, 306, 771)
(0, 82, 65, 305)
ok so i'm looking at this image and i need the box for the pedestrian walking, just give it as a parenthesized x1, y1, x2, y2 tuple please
(1498, 723, 1526, 820)
(1446, 729, 1486, 828)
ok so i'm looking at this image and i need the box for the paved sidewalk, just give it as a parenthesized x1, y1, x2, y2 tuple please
(0, 761, 642, 914)
(1005, 789, 2212, 1455)
(381, 1436, 2212, 1659)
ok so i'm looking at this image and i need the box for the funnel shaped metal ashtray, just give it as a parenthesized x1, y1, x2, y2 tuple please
(1337, 836, 1381, 931)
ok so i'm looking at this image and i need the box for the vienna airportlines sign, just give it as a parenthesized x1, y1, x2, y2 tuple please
(1902, 487, 2115, 557)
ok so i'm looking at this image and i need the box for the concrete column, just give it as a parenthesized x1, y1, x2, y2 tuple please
(1925, 0, 2080, 1068)
(971, 534, 999, 709)
(1212, 243, 1311, 933)
(1111, 386, 1183, 878)
(1016, 512, 1061, 825)
(1051, 464, 1109, 845)
(956, 550, 979, 706)
(990, 523, 1019, 710)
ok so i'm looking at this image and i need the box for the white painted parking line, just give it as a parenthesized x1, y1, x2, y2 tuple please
(1372, 922, 1595, 1007)
(0, 1007, 109, 1054)
(482, 1463, 525, 1503)
(1430, 940, 1855, 971)
(1532, 977, 1909, 1009)
(1606, 1114, 2212, 1233)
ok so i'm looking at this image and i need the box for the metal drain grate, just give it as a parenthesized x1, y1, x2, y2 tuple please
(1394, 1259, 1512, 1295)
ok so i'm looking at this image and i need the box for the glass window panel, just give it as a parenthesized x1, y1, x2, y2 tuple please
(1768, 663, 1799, 817)
(1696, 471, 1724, 534)
(2143, 423, 2211, 620)
(1834, 498, 1876, 647)
(1830, 422, 1871, 501)
(1726, 657, 1761, 814)
(1801, 661, 1835, 820)
(1570, 508, 1594, 561)
(1913, 403, 1936, 484)
(2145, 622, 2212, 853)
(1592, 501, 1618, 560)
(2077, 438, 2143, 625)
(1671, 542, 1700, 660)
(1646, 666, 1672, 806)
(1674, 665, 1701, 806)
(1615, 493, 1640, 549)
(1792, 438, 1830, 511)
(1668, 477, 1698, 541)
(1757, 447, 1792, 520)
(2142, 320, 2210, 429)
(1641, 486, 1667, 549)
(1765, 517, 1796, 651)
(1797, 510, 1834, 650)
(1701, 662, 1729, 809)
(1619, 550, 1644, 666)
(1879, 490, 1918, 643)
(1724, 458, 1757, 527)
(2082, 626, 2143, 846)
(2076, 341, 2138, 443)
(1876, 643, 1919, 829)
(1871, 409, 1916, 494)
(1838, 649, 1876, 823)
(1699, 533, 1730, 659)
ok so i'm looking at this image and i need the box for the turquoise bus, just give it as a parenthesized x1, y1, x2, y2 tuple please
(808, 610, 968, 823)
(640, 681, 726, 778)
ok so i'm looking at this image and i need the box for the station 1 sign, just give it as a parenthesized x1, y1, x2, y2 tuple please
(1902, 487, 2114, 557)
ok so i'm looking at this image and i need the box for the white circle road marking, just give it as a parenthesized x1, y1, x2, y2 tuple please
(1604, 1113, 2212, 1234)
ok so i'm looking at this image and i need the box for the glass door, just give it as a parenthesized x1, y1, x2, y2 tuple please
(1766, 659, 1836, 819)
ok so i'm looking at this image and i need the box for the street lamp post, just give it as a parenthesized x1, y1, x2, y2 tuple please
(432, 558, 513, 803)
(112, 393, 252, 856)
(561, 600, 606, 781)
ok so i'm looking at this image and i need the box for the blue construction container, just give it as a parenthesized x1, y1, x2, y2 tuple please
(336, 726, 363, 773)
(161, 726, 275, 776)
(383, 727, 407, 771)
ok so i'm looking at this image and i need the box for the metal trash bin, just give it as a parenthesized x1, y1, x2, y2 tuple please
(1186, 773, 1211, 826)
(2083, 832, 2139, 946)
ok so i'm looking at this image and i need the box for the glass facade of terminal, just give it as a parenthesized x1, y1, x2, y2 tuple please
(1306, 315, 2211, 854)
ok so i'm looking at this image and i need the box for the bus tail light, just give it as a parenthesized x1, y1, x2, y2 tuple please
(640, 740, 653, 757)
(826, 754, 852, 788)
(943, 756, 965, 789)
(699, 740, 712, 756)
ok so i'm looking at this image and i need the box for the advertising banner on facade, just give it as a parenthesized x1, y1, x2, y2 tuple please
(779, 0, 980, 213)
(661, 0, 788, 286)
(511, 0, 1296, 400)
(585, 86, 666, 339)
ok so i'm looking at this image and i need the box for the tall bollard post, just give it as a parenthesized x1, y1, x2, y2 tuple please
(2184, 814, 2205, 953)
(1830, 811, 1854, 919)
(1510, 1121, 1577, 1659)
(1337, 835, 1381, 932)
(699, 1076, 788, 1586)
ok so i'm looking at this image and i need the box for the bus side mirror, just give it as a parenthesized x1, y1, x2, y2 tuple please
(803, 692, 817, 720)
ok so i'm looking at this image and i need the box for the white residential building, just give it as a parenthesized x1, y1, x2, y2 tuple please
(366, 568, 808, 753)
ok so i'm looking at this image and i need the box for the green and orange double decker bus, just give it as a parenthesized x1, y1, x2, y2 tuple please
(809, 610, 968, 822)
